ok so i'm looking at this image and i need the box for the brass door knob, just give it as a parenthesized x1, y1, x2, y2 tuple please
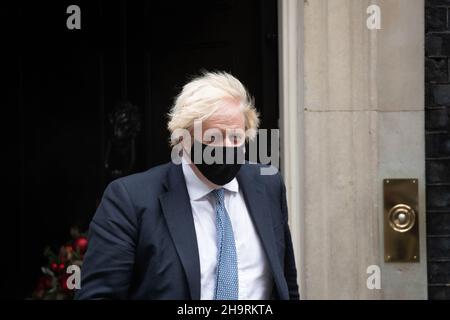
(388, 204, 416, 233)
(383, 179, 419, 262)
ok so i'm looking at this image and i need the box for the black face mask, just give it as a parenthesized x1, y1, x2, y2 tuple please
(189, 140, 245, 185)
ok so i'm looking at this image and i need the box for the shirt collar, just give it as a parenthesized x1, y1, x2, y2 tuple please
(181, 157, 239, 201)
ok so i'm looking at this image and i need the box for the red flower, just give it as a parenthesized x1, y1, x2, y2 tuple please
(33, 227, 88, 299)
(73, 236, 88, 254)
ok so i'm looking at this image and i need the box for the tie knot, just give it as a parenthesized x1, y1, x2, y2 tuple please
(212, 188, 225, 203)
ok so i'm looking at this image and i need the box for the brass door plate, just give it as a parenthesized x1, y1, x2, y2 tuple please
(383, 179, 419, 263)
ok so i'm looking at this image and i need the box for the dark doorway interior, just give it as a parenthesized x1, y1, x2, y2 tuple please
(3, 0, 279, 298)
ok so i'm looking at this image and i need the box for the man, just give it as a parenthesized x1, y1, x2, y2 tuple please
(75, 72, 299, 300)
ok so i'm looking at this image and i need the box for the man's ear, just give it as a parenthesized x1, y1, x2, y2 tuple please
(181, 134, 195, 157)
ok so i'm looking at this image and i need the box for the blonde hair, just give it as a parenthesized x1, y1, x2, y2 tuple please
(167, 71, 260, 146)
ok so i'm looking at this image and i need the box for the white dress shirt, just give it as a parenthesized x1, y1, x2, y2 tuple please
(181, 158, 273, 300)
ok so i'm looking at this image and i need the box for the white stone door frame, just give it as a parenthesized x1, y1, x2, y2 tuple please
(277, 0, 305, 297)
(277, 0, 427, 299)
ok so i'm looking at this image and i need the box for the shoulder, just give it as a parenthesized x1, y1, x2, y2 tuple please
(105, 162, 173, 201)
(240, 162, 284, 191)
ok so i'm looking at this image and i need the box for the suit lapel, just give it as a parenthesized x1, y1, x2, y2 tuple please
(159, 163, 201, 300)
(237, 165, 288, 299)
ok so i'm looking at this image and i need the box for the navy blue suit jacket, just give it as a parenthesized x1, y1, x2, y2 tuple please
(75, 162, 299, 300)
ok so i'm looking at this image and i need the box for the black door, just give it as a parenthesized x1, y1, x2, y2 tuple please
(4, 0, 278, 298)
(140, 0, 279, 166)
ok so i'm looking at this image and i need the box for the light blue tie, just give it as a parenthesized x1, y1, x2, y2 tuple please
(212, 188, 239, 300)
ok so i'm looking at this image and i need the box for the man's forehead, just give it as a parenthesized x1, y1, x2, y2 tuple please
(203, 117, 244, 128)
(205, 105, 244, 126)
